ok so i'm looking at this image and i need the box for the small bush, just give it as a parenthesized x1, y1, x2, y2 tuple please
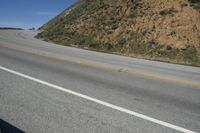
(101, 43, 113, 52)
(131, 0, 143, 9)
(182, 46, 199, 62)
(187, 0, 200, 9)
(112, 23, 119, 30)
(157, 47, 179, 58)
(128, 12, 138, 18)
(159, 7, 178, 16)
(115, 37, 126, 51)
(129, 32, 145, 54)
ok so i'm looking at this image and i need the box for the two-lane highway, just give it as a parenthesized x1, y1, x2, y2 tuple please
(0, 30, 200, 133)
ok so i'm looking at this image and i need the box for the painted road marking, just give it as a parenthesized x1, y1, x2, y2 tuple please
(0, 65, 198, 133)
(0, 44, 200, 87)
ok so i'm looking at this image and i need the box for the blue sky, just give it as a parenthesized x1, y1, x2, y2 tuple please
(0, 0, 76, 29)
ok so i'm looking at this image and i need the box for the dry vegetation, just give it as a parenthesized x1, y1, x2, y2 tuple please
(37, 0, 200, 66)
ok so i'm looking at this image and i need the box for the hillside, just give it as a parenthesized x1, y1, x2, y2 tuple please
(37, 0, 200, 66)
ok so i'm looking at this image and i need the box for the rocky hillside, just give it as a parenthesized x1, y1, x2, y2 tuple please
(37, 0, 200, 66)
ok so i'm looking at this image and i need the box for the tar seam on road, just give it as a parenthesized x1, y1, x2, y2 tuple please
(0, 44, 200, 87)
(0, 65, 198, 133)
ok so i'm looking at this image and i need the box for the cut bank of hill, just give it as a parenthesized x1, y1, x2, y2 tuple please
(37, 0, 200, 66)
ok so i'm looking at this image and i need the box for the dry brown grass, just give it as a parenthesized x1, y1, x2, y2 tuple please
(37, 0, 200, 66)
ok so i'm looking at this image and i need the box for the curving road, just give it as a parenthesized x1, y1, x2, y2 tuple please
(0, 30, 200, 133)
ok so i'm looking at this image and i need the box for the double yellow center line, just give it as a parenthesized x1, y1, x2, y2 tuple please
(1, 44, 200, 87)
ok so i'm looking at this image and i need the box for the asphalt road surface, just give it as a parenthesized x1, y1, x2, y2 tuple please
(0, 30, 200, 133)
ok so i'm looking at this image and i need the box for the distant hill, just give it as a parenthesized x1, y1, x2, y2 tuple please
(37, 0, 200, 66)
(0, 27, 23, 30)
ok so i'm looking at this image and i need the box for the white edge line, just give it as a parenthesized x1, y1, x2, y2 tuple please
(0, 65, 198, 133)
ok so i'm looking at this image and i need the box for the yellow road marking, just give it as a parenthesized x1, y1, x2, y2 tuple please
(1, 44, 200, 87)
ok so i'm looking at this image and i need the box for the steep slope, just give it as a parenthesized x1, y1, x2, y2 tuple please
(37, 0, 200, 66)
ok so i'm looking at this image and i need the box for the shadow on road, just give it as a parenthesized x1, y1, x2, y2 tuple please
(0, 119, 25, 133)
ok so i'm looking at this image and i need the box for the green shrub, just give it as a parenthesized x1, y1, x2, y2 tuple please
(187, 0, 200, 9)
(188, 0, 200, 3)
(129, 32, 146, 54)
(128, 12, 138, 18)
(182, 46, 199, 62)
(159, 7, 178, 16)
(128, 1, 141, 18)
(112, 23, 119, 30)
(157, 47, 179, 59)
(131, 0, 143, 9)
(115, 37, 126, 51)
